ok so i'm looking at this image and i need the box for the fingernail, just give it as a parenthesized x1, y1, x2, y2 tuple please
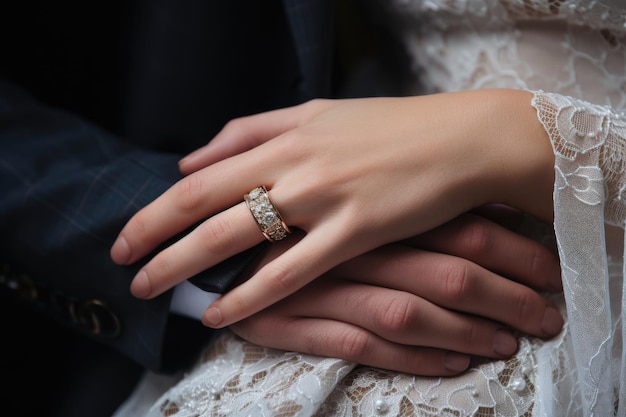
(444, 352, 470, 372)
(541, 306, 563, 336)
(110, 236, 131, 265)
(493, 329, 517, 357)
(203, 306, 223, 327)
(130, 270, 151, 298)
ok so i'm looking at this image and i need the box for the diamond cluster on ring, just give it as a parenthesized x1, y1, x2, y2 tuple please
(245, 186, 290, 242)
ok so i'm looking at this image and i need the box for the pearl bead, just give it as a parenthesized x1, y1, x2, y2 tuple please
(510, 377, 527, 392)
(375, 399, 390, 414)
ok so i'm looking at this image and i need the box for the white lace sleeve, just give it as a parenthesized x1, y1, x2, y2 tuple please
(531, 91, 626, 417)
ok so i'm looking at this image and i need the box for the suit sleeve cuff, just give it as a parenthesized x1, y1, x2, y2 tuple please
(170, 281, 220, 320)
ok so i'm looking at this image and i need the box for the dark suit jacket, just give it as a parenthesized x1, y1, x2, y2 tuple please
(0, 0, 336, 375)
(0, 1, 410, 414)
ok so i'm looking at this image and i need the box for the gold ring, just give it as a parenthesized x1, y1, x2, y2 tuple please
(244, 186, 291, 242)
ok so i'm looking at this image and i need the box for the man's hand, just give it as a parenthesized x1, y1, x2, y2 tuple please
(230, 213, 562, 376)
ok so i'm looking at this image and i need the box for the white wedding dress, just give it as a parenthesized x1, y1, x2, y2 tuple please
(114, 1, 626, 416)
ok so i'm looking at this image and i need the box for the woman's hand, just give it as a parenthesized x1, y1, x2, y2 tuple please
(110, 89, 555, 329)
(230, 212, 563, 376)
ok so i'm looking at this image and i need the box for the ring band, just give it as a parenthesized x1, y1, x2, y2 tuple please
(244, 186, 291, 242)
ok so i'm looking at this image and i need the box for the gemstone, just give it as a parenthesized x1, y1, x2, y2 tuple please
(249, 188, 262, 199)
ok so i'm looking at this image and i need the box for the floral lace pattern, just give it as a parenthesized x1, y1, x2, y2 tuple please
(145, 328, 557, 417)
(146, 332, 353, 417)
(533, 93, 626, 225)
(531, 92, 625, 417)
(388, 0, 626, 109)
(116, 1, 626, 416)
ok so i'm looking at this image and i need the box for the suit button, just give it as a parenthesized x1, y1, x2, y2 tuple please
(73, 299, 121, 339)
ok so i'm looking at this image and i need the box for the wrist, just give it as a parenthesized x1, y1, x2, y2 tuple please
(477, 89, 555, 222)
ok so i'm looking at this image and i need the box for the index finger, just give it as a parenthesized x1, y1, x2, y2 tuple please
(179, 101, 330, 175)
(110, 150, 269, 266)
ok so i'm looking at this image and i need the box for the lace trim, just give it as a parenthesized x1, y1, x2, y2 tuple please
(531, 90, 624, 417)
(532, 91, 626, 226)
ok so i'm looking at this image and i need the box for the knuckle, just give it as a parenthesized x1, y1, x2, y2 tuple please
(223, 117, 268, 149)
(460, 322, 483, 351)
(197, 215, 238, 257)
(440, 260, 474, 303)
(173, 174, 206, 213)
(275, 130, 306, 155)
(376, 295, 419, 333)
(331, 328, 372, 361)
(265, 261, 300, 294)
(459, 219, 492, 257)
(526, 245, 548, 279)
(511, 288, 536, 324)
(221, 117, 249, 138)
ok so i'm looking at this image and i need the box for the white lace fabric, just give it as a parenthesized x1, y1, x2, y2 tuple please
(141, 330, 548, 417)
(531, 92, 625, 417)
(117, 1, 626, 416)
